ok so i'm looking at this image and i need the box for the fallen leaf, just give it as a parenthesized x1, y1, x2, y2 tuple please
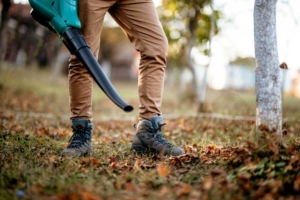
(159, 186, 169, 197)
(176, 183, 192, 196)
(295, 137, 300, 146)
(294, 174, 300, 191)
(81, 190, 101, 200)
(80, 157, 99, 167)
(268, 141, 279, 155)
(109, 157, 117, 164)
(279, 62, 288, 69)
(170, 157, 182, 166)
(210, 169, 223, 177)
(125, 182, 136, 192)
(202, 176, 213, 191)
(49, 155, 57, 165)
(109, 162, 117, 170)
(157, 162, 169, 178)
(133, 159, 141, 171)
(237, 172, 251, 181)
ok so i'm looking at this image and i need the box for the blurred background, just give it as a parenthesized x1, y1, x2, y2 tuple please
(1, 0, 300, 120)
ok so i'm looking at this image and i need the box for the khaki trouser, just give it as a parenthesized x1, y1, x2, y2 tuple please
(69, 0, 168, 121)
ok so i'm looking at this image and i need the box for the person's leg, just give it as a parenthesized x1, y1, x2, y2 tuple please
(62, 0, 116, 156)
(109, 0, 167, 121)
(109, 0, 184, 155)
(69, 0, 116, 121)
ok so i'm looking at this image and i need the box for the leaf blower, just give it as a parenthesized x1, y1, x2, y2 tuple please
(28, 0, 134, 113)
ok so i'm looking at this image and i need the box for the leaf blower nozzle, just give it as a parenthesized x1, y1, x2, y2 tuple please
(63, 28, 134, 113)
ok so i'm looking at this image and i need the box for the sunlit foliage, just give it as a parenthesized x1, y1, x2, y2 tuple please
(158, 0, 221, 60)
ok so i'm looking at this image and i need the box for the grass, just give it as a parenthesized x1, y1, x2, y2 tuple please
(0, 66, 300, 200)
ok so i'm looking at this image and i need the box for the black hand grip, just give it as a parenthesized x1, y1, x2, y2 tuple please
(30, 9, 56, 33)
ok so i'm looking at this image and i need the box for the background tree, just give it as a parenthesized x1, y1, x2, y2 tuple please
(0, 0, 12, 61)
(0, 0, 11, 30)
(158, 0, 220, 109)
(254, 0, 282, 135)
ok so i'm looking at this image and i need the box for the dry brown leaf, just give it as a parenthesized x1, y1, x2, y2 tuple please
(81, 190, 101, 200)
(268, 141, 279, 155)
(270, 180, 282, 194)
(125, 182, 136, 192)
(200, 155, 209, 162)
(286, 155, 299, 170)
(295, 137, 300, 146)
(279, 62, 288, 69)
(176, 154, 199, 164)
(177, 183, 192, 196)
(114, 181, 121, 190)
(109, 162, 117, 170)
(260, 194, 275, 200)
(202, 176, 213, 191)
(49, 155, 56, 165)
(133, 158, 140, 170)
(157, 162, 169, 178)
(30, 184, 44, 194)
(159, 186, 170, 197)
(237, 172, 250, 181)
(294, 174, 300, 191)
(140, 163, 155, 169)
(259, 123, 270, 132)
(210, 169, 223, 177)
(62, 194, 81, 200)
(80, 158, 99, 167)
(170, 157, 182, 166)
(109, 157, 117, 164)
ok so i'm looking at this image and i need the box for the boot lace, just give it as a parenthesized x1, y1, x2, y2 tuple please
(68, 126, 92, 148)
(148, 123, 173, 147)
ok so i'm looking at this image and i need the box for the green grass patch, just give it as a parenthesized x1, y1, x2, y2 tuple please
(0, 67, 300, 199)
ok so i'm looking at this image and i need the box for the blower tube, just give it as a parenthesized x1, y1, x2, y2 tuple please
(63, 28, 133, 112)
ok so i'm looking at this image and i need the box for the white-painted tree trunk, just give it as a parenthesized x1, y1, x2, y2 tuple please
(254, 0, 282, 135)
(199, 0, 214, 112)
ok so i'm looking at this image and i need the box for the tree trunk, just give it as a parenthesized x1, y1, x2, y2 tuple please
(186, 34, 199, 98)
(254, 0, 282, 135)
(199, 0, 214, 112)
(186, 9, 200, 99)
(0, 0, 12, 61)
(0, 0, 11, 31)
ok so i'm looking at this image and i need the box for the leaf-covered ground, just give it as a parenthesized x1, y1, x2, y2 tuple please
(0, 67, 300, 200)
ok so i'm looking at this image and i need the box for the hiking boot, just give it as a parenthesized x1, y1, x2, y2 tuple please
(61, 119, 93, 157)
(131, 116, 185, 156)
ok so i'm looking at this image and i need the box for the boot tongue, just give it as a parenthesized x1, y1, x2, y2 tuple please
(150, 116, 163, 129)
(72, 119, 89, 129)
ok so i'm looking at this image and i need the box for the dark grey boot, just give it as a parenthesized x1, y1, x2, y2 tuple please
(61, 119, 93, 157)
(131, 116, 185, 156)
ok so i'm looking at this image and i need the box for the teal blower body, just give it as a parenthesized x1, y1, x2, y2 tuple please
(29, 0, 133, 113)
